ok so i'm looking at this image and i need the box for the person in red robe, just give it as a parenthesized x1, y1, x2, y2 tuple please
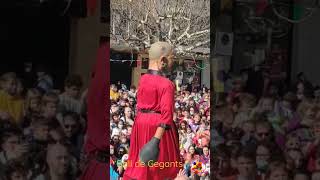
(80, 41, 109, 180)
(123, 42, 182, 180)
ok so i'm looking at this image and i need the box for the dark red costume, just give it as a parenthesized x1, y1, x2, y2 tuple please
(123, 71, 181, 180)
(80, 41, 109, 180)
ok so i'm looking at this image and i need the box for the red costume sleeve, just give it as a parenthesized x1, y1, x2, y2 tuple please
(160, 83, 174, 125)
(84, 41, 109, 154)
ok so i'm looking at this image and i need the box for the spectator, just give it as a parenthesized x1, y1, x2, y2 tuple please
(40, 92, 60, 128)
(62, 112, 83, 159)
(0, 72, 24, 125)
(33, 142, 74, 180)
(58, 74, 83, 116)
(35, 65, 53, 94)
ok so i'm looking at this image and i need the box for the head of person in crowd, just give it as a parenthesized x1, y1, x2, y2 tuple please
(0, 72, 18, 96)
(41, 92, 59, 119)
(63, 74, 83, 99)
(179, 121, 187, 132)
(128, 97, 135, 107)
(182, 108, 190, 120)
(62, 112, 81, 139)
(124, 107, 133, 119)
(266, 160, 289, 180)
(188, 145, 196, 157)
(117, 146, 126, 159)
(126, 125, 132, 137)
(242, 121, 255, 137)
(235, 148, 257, 179)
(213, 144, 235, 177)
(119, 133, 128, 146)
(110, 144, 115, 156)
(4, 161, 28, 180)
(297, 99, 318, 126)
(239, 93, 257, 111)
(193, 113, 201, 125)
(129, 85, 136, 93)
(285, 133, 301, 151)
(118, 120, 125, 130)
(119, 99, 126, 107)
(112, 134, 120, 146)
(45, 141, 72, 180)
(232, 76, 245, 93)
(296, 80, 314, 101)
(111, 103, 119, 113)
(254, 115, 273, 142)
(202, 146, 209, 157)
(122, 91, 129, 100)
(31, 117, 50, 142)
(110, 84, 118, 93)
(189, 106, 195, 116)
(258, 96, 276, 114)
(25, 88, 41, 115)
(0, 128, 24, 162)
(256, 142, 272, 173)
(216, 106, 234, 131)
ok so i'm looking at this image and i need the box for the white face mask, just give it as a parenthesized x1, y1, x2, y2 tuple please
(110, 149, 114, 155)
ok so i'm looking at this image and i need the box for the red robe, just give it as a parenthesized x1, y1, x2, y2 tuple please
(80, 42, 109, 180)
(123, 73, 181, 180)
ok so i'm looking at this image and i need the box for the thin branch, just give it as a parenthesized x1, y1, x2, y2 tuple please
(184, 39, 210, 52)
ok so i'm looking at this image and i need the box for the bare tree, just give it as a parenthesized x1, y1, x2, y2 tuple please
(111, 0, 210, 55)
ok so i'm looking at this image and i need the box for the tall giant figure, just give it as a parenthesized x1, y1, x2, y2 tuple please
(80, 41, 109, 180)
(123, 42, 181, 180)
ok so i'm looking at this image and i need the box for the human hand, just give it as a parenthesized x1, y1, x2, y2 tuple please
(174, 169, 188, 180)
(117, 166, 123, 174)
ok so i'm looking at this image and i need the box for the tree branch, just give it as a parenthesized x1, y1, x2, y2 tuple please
(184, 39, 210, 52)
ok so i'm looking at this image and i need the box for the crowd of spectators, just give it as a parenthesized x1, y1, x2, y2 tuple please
(110, 81, 210, 180)
(0, 66, 86, 180)
(212, 70, 320, 180)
